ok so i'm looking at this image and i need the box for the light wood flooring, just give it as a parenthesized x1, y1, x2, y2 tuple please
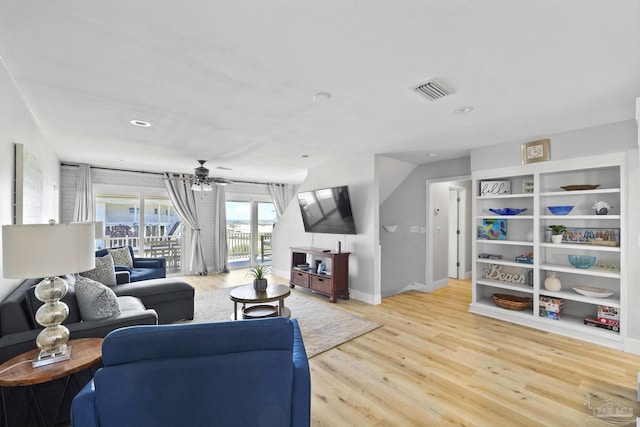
(184, 271, 640, 426)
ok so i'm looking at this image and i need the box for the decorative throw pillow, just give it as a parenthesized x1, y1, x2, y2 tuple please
(74, 276, 121, 320)
(80, 255, 117, 287)
(108, 247, 134, 269)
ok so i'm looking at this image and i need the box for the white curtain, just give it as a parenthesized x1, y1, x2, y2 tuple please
(163, 173, 208, 275)
(73, 164, 94, 222)
(211, 185, 228, 273)
(268, 183, 298, 221)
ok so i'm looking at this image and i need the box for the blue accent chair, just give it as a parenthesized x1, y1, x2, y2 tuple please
(71, 318, 311, 427)
(96, 246, 166, 283)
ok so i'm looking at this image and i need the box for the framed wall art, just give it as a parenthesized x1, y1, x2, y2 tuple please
(521, 139, 550, 164)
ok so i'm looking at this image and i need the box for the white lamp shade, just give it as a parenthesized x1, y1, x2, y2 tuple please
(2, 222, 96, 279)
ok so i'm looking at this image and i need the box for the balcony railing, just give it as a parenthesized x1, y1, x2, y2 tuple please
(227, 231, 272, 263)
(100, 231, 271, 271)
(101, 235, 182, 273)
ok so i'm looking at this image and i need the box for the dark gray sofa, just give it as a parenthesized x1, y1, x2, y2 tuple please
(0, 274, 194, 426)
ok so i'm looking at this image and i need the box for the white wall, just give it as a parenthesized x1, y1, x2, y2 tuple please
(379, 157, 472, 296)
(0, 58, 59, 285)
(271, 153, 380, 304)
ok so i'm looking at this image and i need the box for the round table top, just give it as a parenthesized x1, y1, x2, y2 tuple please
(229, 284, 291, 304)
(0, 338, 103, 387)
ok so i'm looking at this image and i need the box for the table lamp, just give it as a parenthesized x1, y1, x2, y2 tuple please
(2, 221, 95, 367)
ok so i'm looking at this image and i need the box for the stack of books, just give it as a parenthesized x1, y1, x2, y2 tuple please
(539, 296, 563, 320)
(584, 306, 620, 332)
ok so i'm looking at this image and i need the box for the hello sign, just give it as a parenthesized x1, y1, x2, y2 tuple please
(480, 180, 511, 196)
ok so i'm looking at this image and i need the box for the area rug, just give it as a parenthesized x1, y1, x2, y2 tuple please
(190, 288, 382, 358)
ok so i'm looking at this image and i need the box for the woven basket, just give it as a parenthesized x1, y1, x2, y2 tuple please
(491, 293, 532, 310)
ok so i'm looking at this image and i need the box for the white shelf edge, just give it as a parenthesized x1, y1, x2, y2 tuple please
(477, 215, 534, 220)
(540, 215, 620, 220)
(477, 259, 534, 268)
(477, 239, 533, 246)
(476, 279, 534, 294)
(539, 263, 620, 278)
(541, 188, 620, 196)
(538, 289, 620, 307)
(476, 193, 534, 200)
(539, 242, 621, 252)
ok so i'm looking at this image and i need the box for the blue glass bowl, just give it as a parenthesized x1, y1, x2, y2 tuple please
(488, 208, 527, 216)
(568, 255, 596, 269)
(548, 205, 574, 215)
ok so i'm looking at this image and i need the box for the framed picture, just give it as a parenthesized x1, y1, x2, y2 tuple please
(521, 139, 550, 164)
(479, 180, 511, 196)
(478, 219, 507, 240)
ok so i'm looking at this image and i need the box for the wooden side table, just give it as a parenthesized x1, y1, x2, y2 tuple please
(0, 338, 103, 427)
(229, 284, 291, 320)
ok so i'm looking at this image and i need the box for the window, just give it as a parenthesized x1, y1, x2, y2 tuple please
(96, 194, 182, 273)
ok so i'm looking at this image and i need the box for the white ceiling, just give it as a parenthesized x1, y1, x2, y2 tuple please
(1, 1, 638, 184)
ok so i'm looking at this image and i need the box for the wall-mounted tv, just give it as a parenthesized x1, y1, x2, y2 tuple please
(297, 185, 356, 234)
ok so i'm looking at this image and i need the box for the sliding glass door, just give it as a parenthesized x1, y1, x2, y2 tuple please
(226, 200, 275, 268)
(95, 193, 182, 273)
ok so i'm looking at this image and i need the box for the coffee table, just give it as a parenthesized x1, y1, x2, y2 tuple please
(229, 284, 291, 320)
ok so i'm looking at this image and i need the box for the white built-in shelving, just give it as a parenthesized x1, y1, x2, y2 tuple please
(470, 153, 627, 349)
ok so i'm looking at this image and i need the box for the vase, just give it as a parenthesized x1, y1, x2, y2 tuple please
(525, 229, 534, 242)
(551, 234, 563, 244)
(596, 208, 608, 215)
(253, 279, 267, 292)
(544, 272, 562, 292)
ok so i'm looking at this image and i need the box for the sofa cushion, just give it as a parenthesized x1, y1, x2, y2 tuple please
(108, 247, 133, 269)
(80, 255, 117, 287)
(75, 277, 121, 321)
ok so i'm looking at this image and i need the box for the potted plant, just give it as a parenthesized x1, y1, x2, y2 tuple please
(246, 264, 271, 292)
(548, 225, 566, 244)
(592, 200, 610, 215)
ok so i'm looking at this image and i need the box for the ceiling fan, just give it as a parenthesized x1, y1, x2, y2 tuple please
(169, 160, 233, 191)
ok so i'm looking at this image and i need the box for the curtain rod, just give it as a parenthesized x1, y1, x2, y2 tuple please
(61, 162, 283, 186)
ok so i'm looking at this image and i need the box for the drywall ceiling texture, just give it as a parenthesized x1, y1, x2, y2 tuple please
(0, 2, 639, 184)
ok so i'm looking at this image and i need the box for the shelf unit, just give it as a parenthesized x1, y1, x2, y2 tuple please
(289, 247, 350, 303)
(470, 153, 626, 349)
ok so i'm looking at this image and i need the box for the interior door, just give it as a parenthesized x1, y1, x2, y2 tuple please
(448, 189, 460, 278)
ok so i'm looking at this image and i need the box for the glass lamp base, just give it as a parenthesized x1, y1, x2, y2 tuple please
(32, 345, 72, 368)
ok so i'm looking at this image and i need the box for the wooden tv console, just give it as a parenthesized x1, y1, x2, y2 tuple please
(289, 247, 350, 303)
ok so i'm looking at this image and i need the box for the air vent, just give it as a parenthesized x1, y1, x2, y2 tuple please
(411, 79, 452, 101)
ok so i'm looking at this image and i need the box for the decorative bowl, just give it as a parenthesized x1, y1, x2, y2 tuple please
(568, 255, 596, 269)
(488, 208, 527, 216)
(548, 205, 574, 215)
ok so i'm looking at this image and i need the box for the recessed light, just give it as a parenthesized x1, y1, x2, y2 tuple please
(301, 154, 312, 158)
(453, 106, 474, 114)
(130, 120, 151, 127)
(312, 92, 331, 101)
(427, 153, 437, 158)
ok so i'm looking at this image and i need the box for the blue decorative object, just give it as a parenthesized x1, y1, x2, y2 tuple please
(568, 255, 596, 269)
(488, 208, 527, 216)
(548, 205, 574, 215)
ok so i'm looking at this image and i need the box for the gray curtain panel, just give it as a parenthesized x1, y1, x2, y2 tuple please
(163, 173, 208, 275)
(73, 163, 94, 222)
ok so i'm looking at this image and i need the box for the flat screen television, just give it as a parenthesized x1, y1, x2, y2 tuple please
(297, 185, 356, 234)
